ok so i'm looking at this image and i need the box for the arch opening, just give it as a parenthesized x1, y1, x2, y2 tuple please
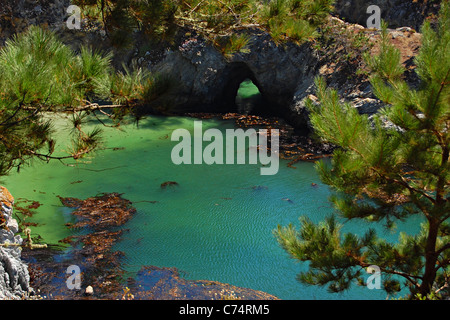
(235, 78, 263, 115)
(218, 62, 271, 116)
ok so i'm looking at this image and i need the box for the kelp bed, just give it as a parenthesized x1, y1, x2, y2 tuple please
(22, 193, 136, 299)
(186, 112, 333, 167)
(21, 193, 278, 300)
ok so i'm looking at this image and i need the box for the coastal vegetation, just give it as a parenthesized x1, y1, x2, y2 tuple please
(73, 0, 335, 49)
(275, 2, 449, 299)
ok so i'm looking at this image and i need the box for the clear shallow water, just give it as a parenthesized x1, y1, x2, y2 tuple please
(2, 114, 422, 300)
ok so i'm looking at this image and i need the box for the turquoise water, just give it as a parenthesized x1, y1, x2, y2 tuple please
(1, 114, 422, 300)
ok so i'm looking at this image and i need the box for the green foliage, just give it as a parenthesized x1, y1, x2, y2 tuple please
(267, 15, 318, 45)
(275, 3, 450, 299)
(75, 0, 335, 50)
(218, 33, 252, 58)
(0, 26, 114, 107)
(98, 63, 149, 106)
(258, 0, 333, 44)
(0, 26, 170, 177)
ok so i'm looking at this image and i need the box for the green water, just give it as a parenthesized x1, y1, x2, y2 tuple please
(238, 79, 260, 99)
(2, 114, 422, 300)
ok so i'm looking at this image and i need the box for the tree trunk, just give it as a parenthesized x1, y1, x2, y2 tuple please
(420, 219, 439, 296)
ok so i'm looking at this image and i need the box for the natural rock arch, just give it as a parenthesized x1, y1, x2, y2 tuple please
(217, 62, 267, 114)
(154, 33, 319, 134)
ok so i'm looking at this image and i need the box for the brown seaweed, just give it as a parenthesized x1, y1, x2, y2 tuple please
(160, 181, 179, 189)
(186, 112, 333, 164)
(24, 193, 137, 299)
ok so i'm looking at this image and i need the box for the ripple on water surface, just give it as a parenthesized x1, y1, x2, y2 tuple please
(3, 115, 417, 300)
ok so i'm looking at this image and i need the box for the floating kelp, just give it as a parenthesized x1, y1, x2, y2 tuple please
(160, 181, 179, 189)
(58, 193, 136, 230)
(186, 112, 333, 164)
(23, 193, 138, 299)
(14, 199, 42, 216)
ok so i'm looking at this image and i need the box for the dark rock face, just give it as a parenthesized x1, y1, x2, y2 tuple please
(154, 31, 319, 134)
(131, 266, 278, 300)
(0, 0, 70, 46)
(333, 0, 441, 31)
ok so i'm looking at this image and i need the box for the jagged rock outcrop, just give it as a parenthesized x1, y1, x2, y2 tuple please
(0, 186, 30, 299)
(154, 30, 319, 133)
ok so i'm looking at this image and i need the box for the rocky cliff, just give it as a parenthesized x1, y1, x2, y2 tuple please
(154, 30, 319, 133)
(0, 186, 31, 299)
(152, 19, 424, 133)
(0, 0, 433, 135)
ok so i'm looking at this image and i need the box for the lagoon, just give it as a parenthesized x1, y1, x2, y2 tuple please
(1, 112, 423, 300)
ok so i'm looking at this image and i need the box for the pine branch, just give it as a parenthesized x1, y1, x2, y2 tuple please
(436, 243, 450, 257)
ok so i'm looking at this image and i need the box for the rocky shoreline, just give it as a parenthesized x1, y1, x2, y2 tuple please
(0, 186, 30, 299)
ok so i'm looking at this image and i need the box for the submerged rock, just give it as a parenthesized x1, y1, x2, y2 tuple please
(154, 31, 318, 134)
(131, 266, 279, 300)
(23, 193, 137, 299)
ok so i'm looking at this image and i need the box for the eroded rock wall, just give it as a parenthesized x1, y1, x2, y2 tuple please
(154, 31, 319, 132)
(0, 0, 71, 46)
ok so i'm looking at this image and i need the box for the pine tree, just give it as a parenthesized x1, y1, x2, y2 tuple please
(275, 2, 449, 299)
(75, 0, 334, 49)
(0, 26, 169, 177)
